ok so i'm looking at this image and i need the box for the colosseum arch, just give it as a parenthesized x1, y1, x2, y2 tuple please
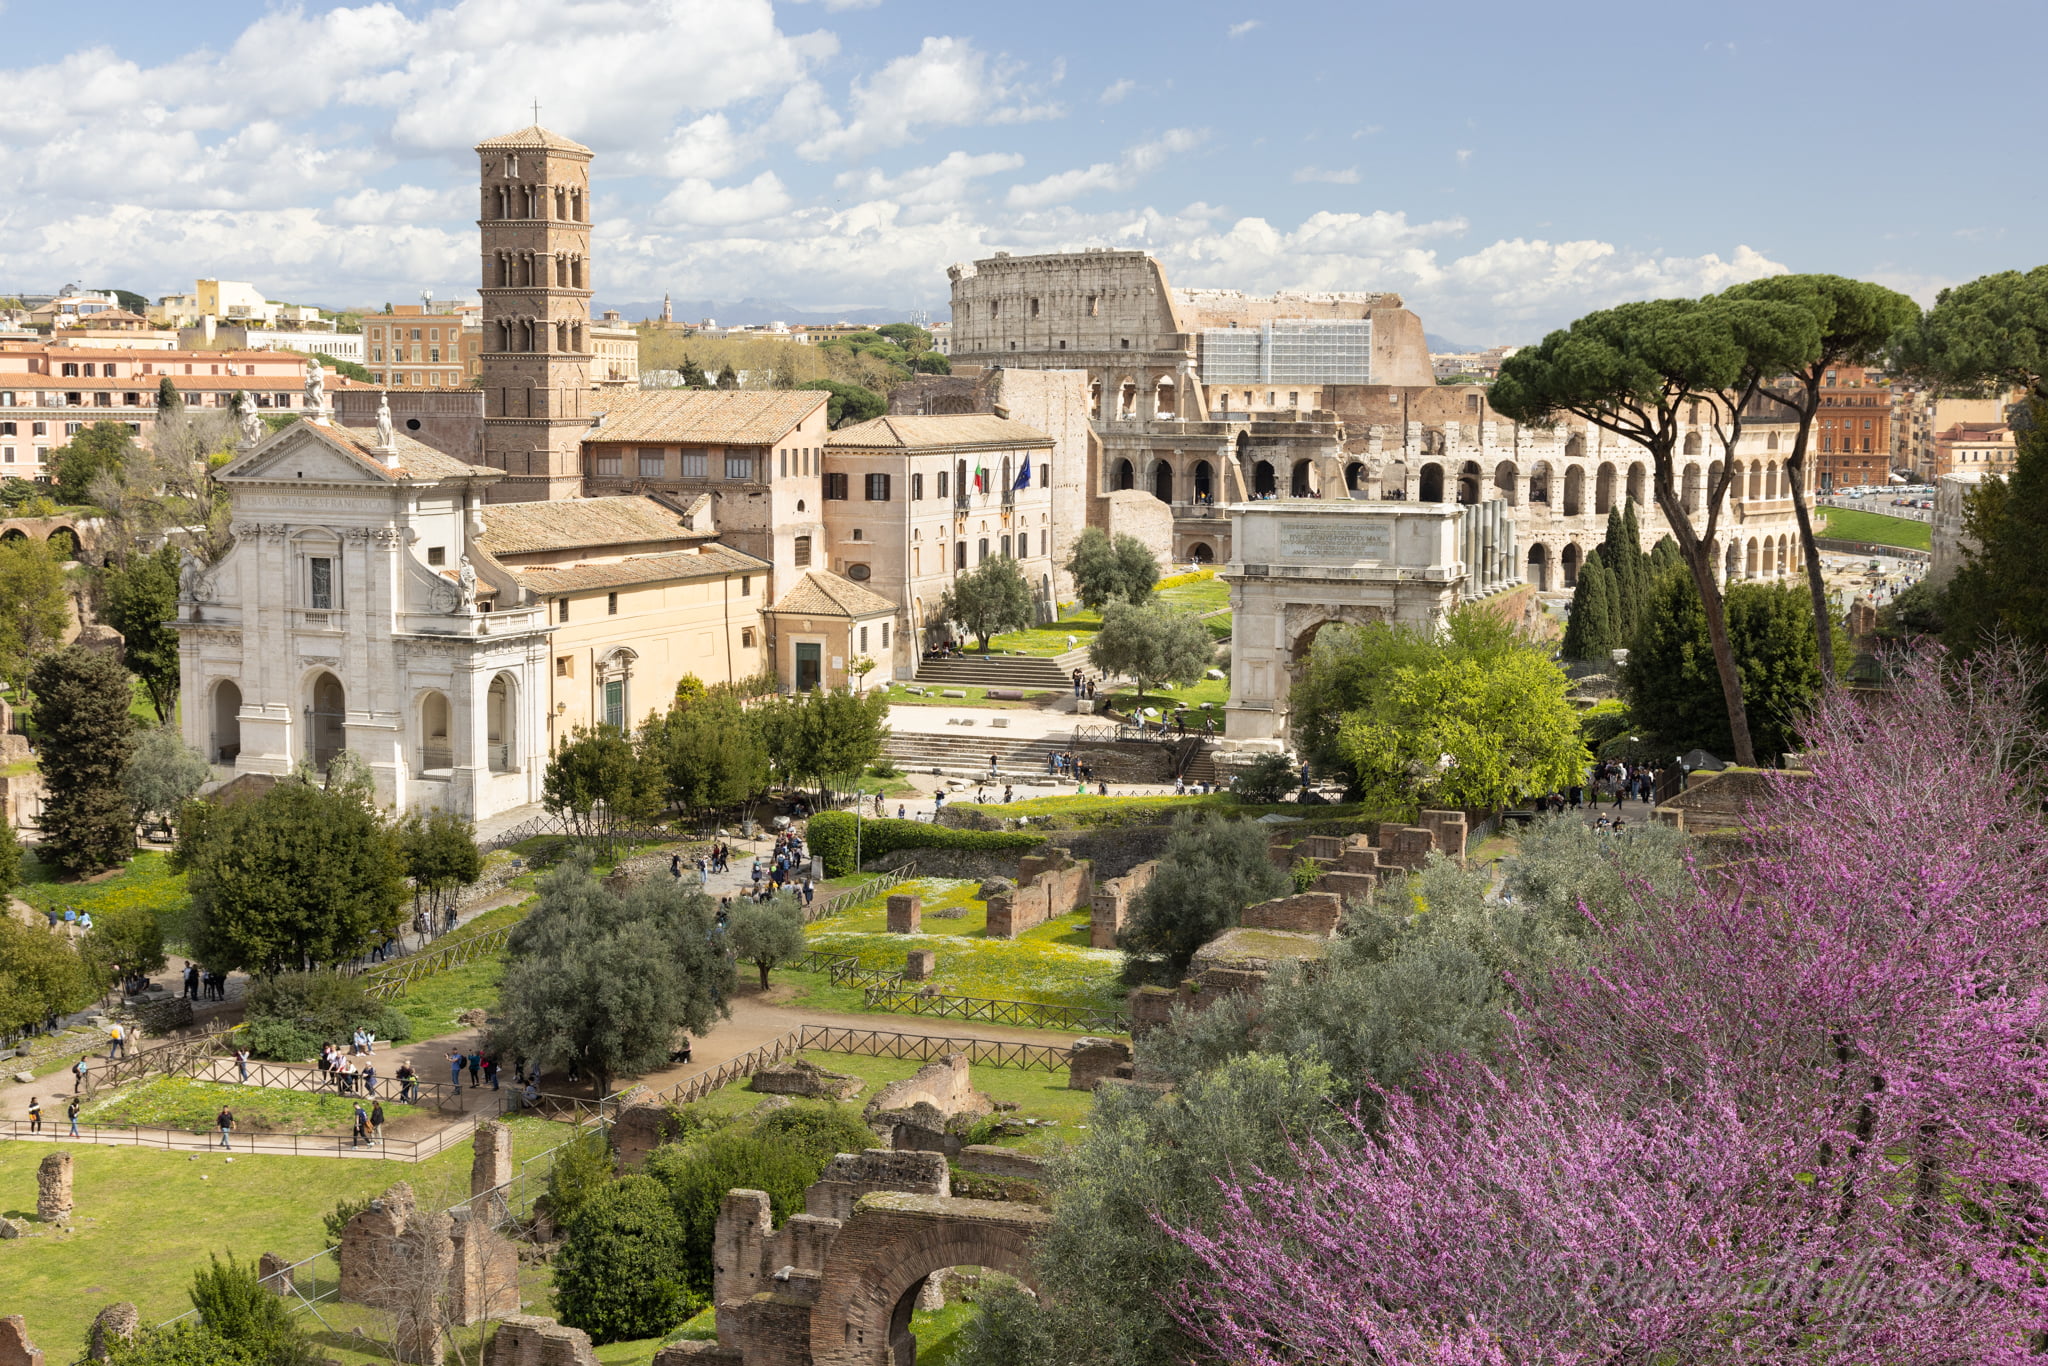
(1344, 461, 1366, 494)
(1747, 461, 1763, 500)
(1526, 542, 1550, 591)
(1765, 462, 1779, 499)
(1193, 460, 1215, 502)
(1684, 431, 1703, 456)
(1594, 462, 1616, 515)
(1564, 432, 1585, 461)
(1626, 462, 1646, 506)
(1290, 459, 1314, 498)
(807, 1194, 1049, 1366)
(1152, 460, 1174, 503)
(1563, 465, 1584, 517)
(1725, 540, 1741, 583)
(1745, 538, 1760, 578)
(1493, 460, 1518, 504)
(1418, 463, 1445, 503)
(1527, 461, 1552, 505)
(1456, 461, 1481, 505)
(1561, 542, 1582, 587)
(1681, 463, 1702, 513)
(1154, 376, 1176, 420)
(1253, 459, 1276, 496)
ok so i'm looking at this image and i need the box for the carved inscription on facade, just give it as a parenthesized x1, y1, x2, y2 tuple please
(1279, 523, 1391, 562)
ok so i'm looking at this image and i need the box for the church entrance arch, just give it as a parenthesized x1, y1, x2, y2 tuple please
(307, 672, 346, 771)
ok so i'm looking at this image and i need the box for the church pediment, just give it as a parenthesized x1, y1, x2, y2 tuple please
(220, 424, 391, 487)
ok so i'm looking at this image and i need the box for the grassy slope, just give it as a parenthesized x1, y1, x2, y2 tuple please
(1816, 506, 1932, 551)
(17, 849, 192, 948)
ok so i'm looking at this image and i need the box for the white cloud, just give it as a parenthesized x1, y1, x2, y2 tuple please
(1228, 20, 1261, 37)
(1456, 148, 1473, 165)
(1007, 129, 1203, 209)
(799, 36, 1061, 160)
(1293, 166, 1360, 185)
(330, 184, 470, 224)
(834, 150, 1025, 218)
(657, 171, 793, 227)
(790, 0, 883, 9)
(1100, 79, 1135, 104)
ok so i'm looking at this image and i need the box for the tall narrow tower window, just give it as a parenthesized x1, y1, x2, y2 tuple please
(504, 153, 519, 177)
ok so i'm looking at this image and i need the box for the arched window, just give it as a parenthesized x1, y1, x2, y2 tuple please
(1115, 459, 1135, 491)
(1725, 540, 1742, 584)
(1155, 376, 1176, 419)
(420, 691, 452, 771)
(1117, 377, 1137, 418)
(1088, 379, 1102, 420)
(1595, 462, 1616, 514)
(308, 672, 346, 771)
(1291, 460, 1314, 498)
(1765, 463, 1779, 499)
(1493, 460, 1518, 504)
(1681, 463, 1702, 514)
(1418, 463, 1445, 503)
(1683, 431, 1703, 456)
(1526, 543, 1550, 591)
(1561, 542, 1581, 588)
(1253, 460, 1276, 496)
(1626, 462, 1645, 506)
(1193, 460, 1214, 502)
(1747, 461, 1763, 500)
(1563, 465, 1584, 516)
(1153, 461, 1174, 502)
(1456, 460, 1480, 505)
(1564, 432, 1585, 461)
(1528, 461, 1551, 505)
(212, 679, 242, 765)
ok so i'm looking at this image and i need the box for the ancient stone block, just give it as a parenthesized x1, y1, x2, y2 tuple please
(85, 1304, 137, 1361)
(956, 1145, 1050, 1182)
(472, 1120, 514, 1197)
(863, 1054, 989, 1125)
(339, 1182, 420, 1306)
(1295, 835, 1347, 862)
(447, 1208, 522, 1327)
(1310, 869, 1379, 901)
(886, 894, 922, 934)
(1418, 809, 1469, 863)
(1240, 892, 1343, 938)
(609, 1101, 669, 1170)
(1066, 1037, 1135, 1091)
(258, 1252, 293, 1296)
(804, 1149, 950, 1222)
(749, 1059, 863, 1102)
(1091, 858, 1157, 948)
(985, 855, 1092, 938)
(36, 1152, 71, 1223)
(0, 1316, 43, 1366)
(483, 1315, 598, 1366)
(903, 949, 936, 981)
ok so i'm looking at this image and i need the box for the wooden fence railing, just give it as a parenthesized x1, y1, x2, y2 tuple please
(792, 950, 908, 991)
(791, 1024, 1082, 1072)
(170, 1054, 483, 1112)
(79, 1022, 241, 1098)
(804, 863, 918, 924)
(358, 922, 517, 1000)
(859, 987, 1126, 1036)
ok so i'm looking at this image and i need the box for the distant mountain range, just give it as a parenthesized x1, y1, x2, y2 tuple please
(595, 297, 933, 327)
(1424, 332, 1484, 354)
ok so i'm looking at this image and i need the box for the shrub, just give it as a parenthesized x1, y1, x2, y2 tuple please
(241, 972, 412, 1059)
(753, 1103, 878, 1166)
(553, 1175, 697, 1344)
(104, 1324, 258, 1366)
(1231, 754, 1297, 804)
(545, 1127, 617, 1229)
(1290, 858, 1324, 894)
(807, 811, 1046, 876)
(189, 1253, 319, 1365)
(646, 1129, 826, 1298)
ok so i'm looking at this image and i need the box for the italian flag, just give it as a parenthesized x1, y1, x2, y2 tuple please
(974, 458, 988, 492)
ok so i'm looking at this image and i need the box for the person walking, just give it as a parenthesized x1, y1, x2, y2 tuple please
(351, 1102, 370, 1148)
(217, 1106, 235, 1150)
(106, 1021, 125, 1060)
(72, 1057, 88, 1094)
(66, 1096, 79, 1137)
(26, 1096, 41, 1134)
(396, 1063, 415, 1104)
(370, 1100, 386, 1145)
(467, 1050, 482, 1088)
(484, 1055, 499, 1091)
(447, 1049, 464, 1093)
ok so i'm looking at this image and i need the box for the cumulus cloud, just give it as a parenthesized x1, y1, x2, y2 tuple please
(657, 171, 793, 227)
(834, 150, 1025, 219)
(1006, 129, 1204, 209)
(798, 35, 1060, 160)
(1293, 166, 1360, 185)
(1100, 78, 1135, 104)
(1228, 20, 1261, 37)
(330, 184, 471, 224)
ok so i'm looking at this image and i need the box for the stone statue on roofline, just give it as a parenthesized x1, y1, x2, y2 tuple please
(376, 392, 395, 451)
(304, 355, 329, 423)
(236, 395, 264, 448)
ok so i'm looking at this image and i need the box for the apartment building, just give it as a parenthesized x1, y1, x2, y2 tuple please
(366, 306, 469, 388)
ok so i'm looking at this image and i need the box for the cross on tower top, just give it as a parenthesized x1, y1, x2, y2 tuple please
(532, 100, 541, 126)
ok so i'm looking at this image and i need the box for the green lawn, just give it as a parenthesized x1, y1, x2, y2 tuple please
(679, 1048, 1096, 1140)
(0, 1116, 568, 1360)
(800, 877, 1122, 1013)
(1817, 506, 1932, 551)
(985, 607, 1103, 657)
(1156, 573, 1230, 612)
(1105, 674, 1230, 717)
(83, 1077, 427, 1135)
(17, 849, 192, 948)
(882, 683, 1056, 709)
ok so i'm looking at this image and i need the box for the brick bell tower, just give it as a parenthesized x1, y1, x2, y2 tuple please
(476, 124, 594, 502)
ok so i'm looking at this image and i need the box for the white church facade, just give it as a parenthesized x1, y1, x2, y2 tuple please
(176, 396, 551, 820)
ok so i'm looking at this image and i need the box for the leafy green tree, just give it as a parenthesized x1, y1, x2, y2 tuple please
(177, 775, 408, 973)
(752, 1102, 877, 1166)
(1559, 555, 1619, 662)
(941, 555, 1035, 651)
(1286, 616, 1441, 782)
(1120, 811, 1290, 979)
(0, 821, 19, 896)
(1493, 296, 1824, 766)
(1892, 264, 2048, 406)
(395, 807, 483, 921)
(103, 1325, 257, 1366)
(911, 350, 952, 374)
(874, 322, 933, 351)
(725, 893, 806, 989)
(645, 1126, 834, 1301)
(951, 1055, 1342, 1366)
(102, 545, 183, 721)
(122, 724, 210, 835)
(188, 1253, 319, 1366)
(544, 1127, 617, 1228)
(640, 691, 770, 818)
(0, 536, 73, 696)
(1087, 601, 1212, 702)
(1064, 527, 1159, 610)
(1725, 275, 1922, 677)
(30, 645, 138, 873)
(495, 857, 736, 1096)
(715, 362, 739, 390)
(678, 355, 710, 388)
(313, 352, 373, 383)
(753, 685, 889, 802)
(0, 915, 93, 1035)
(1228, 753, 1296, 803)
(1624, 572, 1837, 763)
(797, 378, 885, 429)
(1336, 635, 1588, 812)
(51, 420, 137, 506)
(671, 674, 706, 709)
(543, 723, 660, 838)
(553, 1175, 697, 1344)
(80, 905, 166, 991)
(156, 375, 183, 413)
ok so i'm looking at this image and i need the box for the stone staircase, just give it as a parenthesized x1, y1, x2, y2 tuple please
(912, 648, 1096, 693)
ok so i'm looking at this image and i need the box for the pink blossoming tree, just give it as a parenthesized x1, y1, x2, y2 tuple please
(1172, 646, 2048, 1364)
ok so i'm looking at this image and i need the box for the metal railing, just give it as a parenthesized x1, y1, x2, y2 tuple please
(791, 1024, 1084, 1071)
(859, 987, 1127, 1035)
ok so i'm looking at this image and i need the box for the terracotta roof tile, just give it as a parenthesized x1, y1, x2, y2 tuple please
(476, 496, 698, 557)
(825, 414, 1053, 452)
(586, 389, 828, 446)
(506, 543, 768, 593)
(767, 570, 896, 619)
(474, 124, 593, 155)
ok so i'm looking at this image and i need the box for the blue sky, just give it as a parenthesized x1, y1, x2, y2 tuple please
(3, 0, 2042, 341)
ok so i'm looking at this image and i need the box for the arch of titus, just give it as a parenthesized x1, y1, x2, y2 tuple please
(1221, 497, 1519, 749)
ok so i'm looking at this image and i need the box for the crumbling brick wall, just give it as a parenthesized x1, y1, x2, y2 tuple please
(986, 848, 1092, 938)
(1240, 892, 1342, 938)
(1091, 859, 1158, 948)
(484, 1316, 598, 1366)
(861, 1054, 990, 1125)
(713, 1150, 951, 1311)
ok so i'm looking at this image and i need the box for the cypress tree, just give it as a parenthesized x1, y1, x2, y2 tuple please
(1600, 506, 1635, 637)
(156, 375, 183, 412)
(28, 645, 139, 873)
(1649, 533, 1684, 581)
(1562, 558, 1619, 662)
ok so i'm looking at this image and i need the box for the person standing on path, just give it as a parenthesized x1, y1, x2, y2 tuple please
(66, 1096, 79, 1137)
(370, 1100, 385, 1145)
(72, 1057, 88, 1093)
(235, 1047, 250, 1082)
(216, 1106, 235, 1150)
(106, 1021, 125, 1059)
(351, 1102, 369, 1148)
(448, 1049, 464, 1093)
(468, 1050, 482, 1089)
(26, 1096, 41, 1133)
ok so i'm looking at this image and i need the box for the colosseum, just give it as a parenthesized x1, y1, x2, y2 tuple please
(933, 248, 1804, 592)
